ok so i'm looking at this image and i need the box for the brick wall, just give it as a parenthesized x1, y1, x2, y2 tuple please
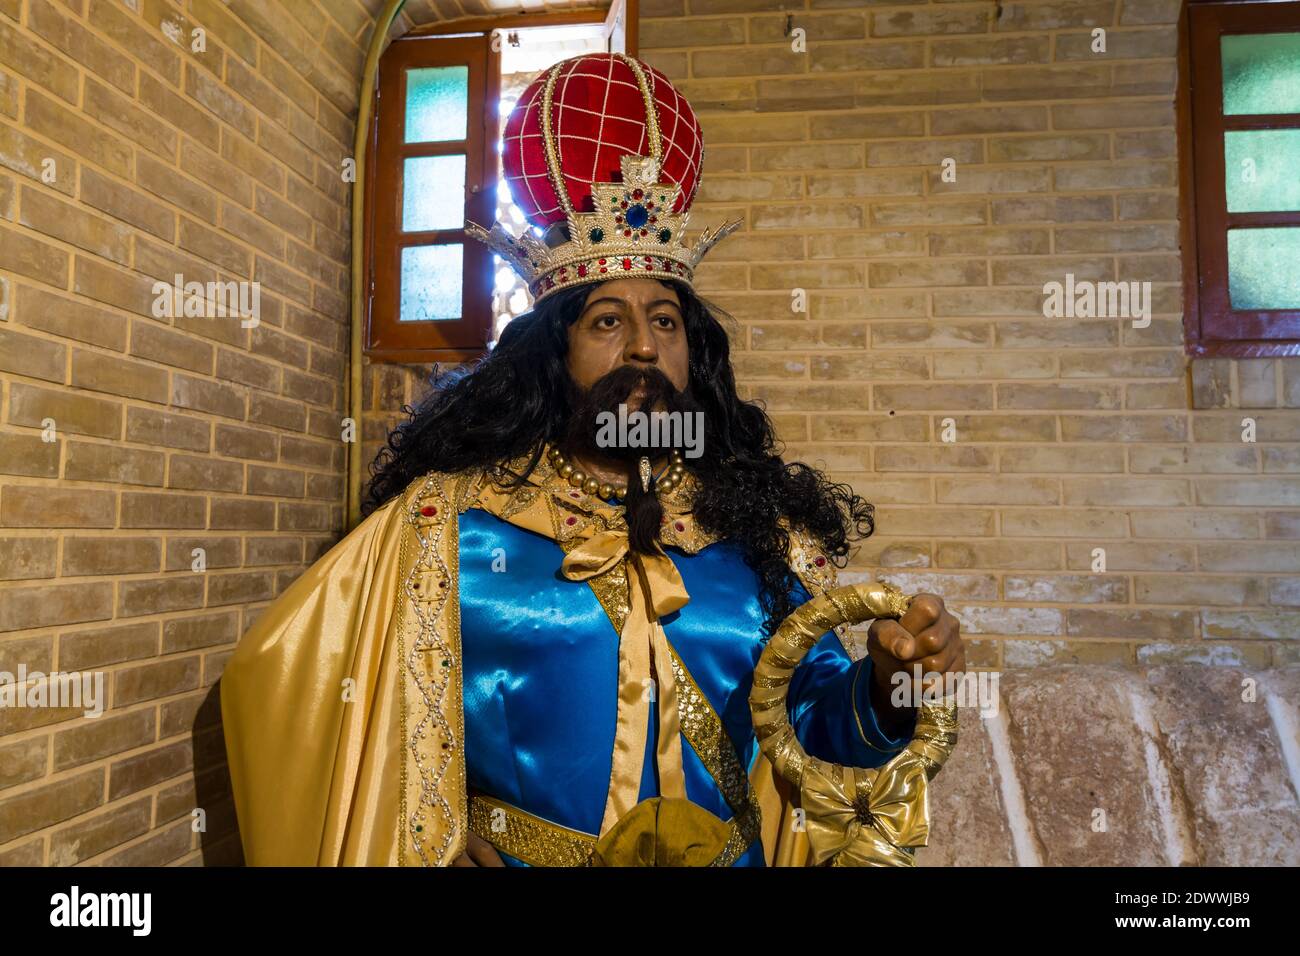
(633, 0, 1300, 672)
(0, 0, 369, 865)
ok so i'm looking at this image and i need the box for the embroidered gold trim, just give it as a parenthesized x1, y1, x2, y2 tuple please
(395, 517, 412, 868)
(496, 445, 719, 552)
(715, 802, 761, 868)
(783, 521, 857, 652)
(668, 647, 763, 867)
(400, 475, 467, 866)
(468, 791, 759, 868)
(469, 792, 597, 868)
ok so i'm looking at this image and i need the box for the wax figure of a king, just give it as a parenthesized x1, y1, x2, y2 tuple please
(221, 53, 963, 867)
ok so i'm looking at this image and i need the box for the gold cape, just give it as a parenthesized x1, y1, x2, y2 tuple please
(221, 454, 857, 866)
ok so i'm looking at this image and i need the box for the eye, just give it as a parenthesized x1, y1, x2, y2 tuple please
(594, 314, 620, 328)
(653, 313, 678, 329)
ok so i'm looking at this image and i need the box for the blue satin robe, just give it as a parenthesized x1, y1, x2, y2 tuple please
(458, 507, 916, 866)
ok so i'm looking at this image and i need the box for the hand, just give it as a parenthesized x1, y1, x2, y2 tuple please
(451, 831, 507, 867)
(866, 594, 964, 731)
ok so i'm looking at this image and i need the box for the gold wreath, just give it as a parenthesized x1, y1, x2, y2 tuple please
(749, 582, 959, 866)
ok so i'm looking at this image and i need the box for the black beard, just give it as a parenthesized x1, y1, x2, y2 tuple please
(560, 364, 703, 557)
(561, 364, 699, 463)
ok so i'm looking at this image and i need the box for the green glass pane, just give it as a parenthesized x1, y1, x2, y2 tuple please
(1224, 130, 1300, 212)
(400, 244, 462, 321)
(405, 66, 469, 143)
(1227, 228, 1300, 310)
(1222, 33, 1300, 115)
(402, 155, 466, 231)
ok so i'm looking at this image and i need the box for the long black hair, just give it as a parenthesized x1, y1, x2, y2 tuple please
(364, 279, 875, 637)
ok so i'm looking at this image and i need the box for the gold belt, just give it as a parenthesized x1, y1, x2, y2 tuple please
(468, 790, 761, 867)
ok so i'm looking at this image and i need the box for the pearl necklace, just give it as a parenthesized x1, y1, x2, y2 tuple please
(546, 444, 686, 503)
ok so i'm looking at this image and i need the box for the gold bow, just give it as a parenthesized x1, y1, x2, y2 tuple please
(561, 529, 689, 618)
(561, 527, 691, 835)
(800, 753, 932, 867)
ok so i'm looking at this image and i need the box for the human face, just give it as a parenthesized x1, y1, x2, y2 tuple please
(565, 278, 689, 410)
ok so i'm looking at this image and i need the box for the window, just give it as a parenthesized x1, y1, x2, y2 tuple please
(364, 35, 499, 363)
(1182, 1, 1300, 356)
(363, 3, 637, 363)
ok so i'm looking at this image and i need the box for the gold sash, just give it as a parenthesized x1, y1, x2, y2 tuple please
(559, 529, 690, 832)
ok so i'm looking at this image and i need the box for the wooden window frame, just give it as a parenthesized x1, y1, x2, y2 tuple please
(1180, 0, 1300, 357)
(362, 2, 639, 365)
(363, 34, 499, 364)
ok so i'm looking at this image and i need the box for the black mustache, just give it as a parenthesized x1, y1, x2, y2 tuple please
(563, 365, 698, 460)
(596, 365, 676, 406)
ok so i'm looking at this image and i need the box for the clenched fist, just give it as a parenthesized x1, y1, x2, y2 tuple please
(865, 594, 964, 737)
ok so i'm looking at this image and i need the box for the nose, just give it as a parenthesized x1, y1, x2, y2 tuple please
(623, 315, 659, 366)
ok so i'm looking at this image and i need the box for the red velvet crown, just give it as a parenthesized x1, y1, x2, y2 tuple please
(467, 53, 739, 303)
(502, 53, 703, 229)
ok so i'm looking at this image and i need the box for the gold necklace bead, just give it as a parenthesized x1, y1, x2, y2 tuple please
(550, 445, 687, 503)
